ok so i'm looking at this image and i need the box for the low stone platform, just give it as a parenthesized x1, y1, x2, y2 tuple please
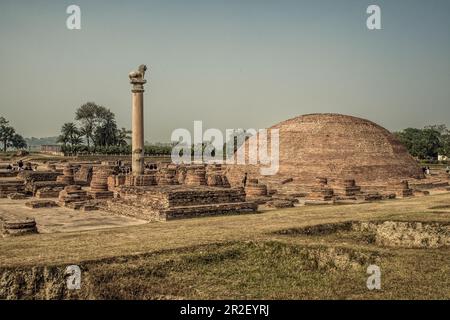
(1, 218, 38, 237)
(25, 200, 58, 208)
(0, 171, 18, 178)
(31, 181, 67, 196)
(104, 185, 258, 221)
(0, 181, 25, 198)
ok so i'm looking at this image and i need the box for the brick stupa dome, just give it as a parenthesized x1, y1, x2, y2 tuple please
(225, 113, 424, 190)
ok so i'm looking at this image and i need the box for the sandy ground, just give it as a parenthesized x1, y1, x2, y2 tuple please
(0, 198, 147, 233)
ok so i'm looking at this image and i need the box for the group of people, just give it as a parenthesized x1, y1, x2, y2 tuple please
(422, 166, 450, 175)
(5, 160, 36, 172)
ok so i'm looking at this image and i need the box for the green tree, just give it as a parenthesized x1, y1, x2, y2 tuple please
(117, 127, 132, 146)
(10, 133, 27, 149)
(94, 110, 118, 147)
(58, 122, 82, 150)
(75, 102, 108, 148)
(395, 126, 444, 160)
(0, 117, 16, 152)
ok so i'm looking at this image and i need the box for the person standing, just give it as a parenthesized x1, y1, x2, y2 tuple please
(242, 172, 248, 188)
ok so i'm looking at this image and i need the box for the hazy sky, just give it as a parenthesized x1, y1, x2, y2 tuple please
(0, 0, 449, 142)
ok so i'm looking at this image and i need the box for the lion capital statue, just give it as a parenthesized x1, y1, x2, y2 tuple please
(129, 64, 147, 82)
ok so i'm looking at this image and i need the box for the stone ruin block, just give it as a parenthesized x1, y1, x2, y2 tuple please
(105, 185, 257, 221)
(304, 177, 335, 201)
(162, 201, 257, 220)
(304, 200, 334, 206)
(89, 168, 114, 199)
(0, 171, 18, 178)
(316, 177, 328, 186)
(25, 200, 58, 209)
(88, 190, 114, 199)
(245, 179, 268, 197)
(176, 167, 187, 184)
(388, 180, 414, 198)
(134, 174, 157, 187)
(363, 193, 384, 201)
(266, 199, 295, 209)
(338, 179, 362, 196)
(35, 186, 64, 198)
(45, 163, 57, 172)
(221, 175, 231, 188)
(207, 174, 223, 187)
(74, 165, 93, 186)
(1, 218, 38, 237)
(184, 166, 207, 186)
(121, 173, 156, 187)
(281, 178, 294, 185)
(18, 171, 63, 195)
(204, 164, 231, 188)
(18, 171, 61, 184)
(81, 203, 98, 211)
(58, 185, 99, 210)
(156, 168, 178, 185)
(0, 181, 25, 198)
(90, 168, 111, 191)
(124, 175, 134, 186)
(107, 175, 117, 190)
(56, 165, 75, 185)
(244, 179, 271, 204)
(58, 185, 90, 205)
(64, 201, 98, 211)
(7, 192, 28, 200)
(31, 181, 67, 197)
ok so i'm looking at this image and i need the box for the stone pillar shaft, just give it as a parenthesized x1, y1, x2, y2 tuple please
(129, 64, 147, 176)
(132, 91, 144, 175)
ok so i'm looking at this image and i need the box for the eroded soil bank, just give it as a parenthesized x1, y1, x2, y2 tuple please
(0, 241, 379, 299)
(276, 220, 450, 248)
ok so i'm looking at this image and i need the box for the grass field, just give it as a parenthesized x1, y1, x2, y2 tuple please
(1, 193, 449, 299)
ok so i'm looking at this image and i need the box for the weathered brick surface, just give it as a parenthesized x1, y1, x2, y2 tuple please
(56, 165, 75, 185)
(74, 165, 93, 186)
(89, 167, 115, 199)
(30, 181, 66, 196)
(104, 185, 256, 221)
(35, 187, 63, 198)
(25, 200, 58, 208)
(0, 181, 25, 198)
(17, 171, 61, 183)
(7, 193, 28, 200)
(1, 218, 38, 237)
(225, 114, 425, 193)
(17, 171, 63, 195)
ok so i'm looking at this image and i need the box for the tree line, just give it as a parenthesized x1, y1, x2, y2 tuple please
(58, 102, 171, 156)
(3, 106, 450, 161)
(394, 125, 450, 160)
(0, 117, 27, 152)
(58, 102, 129, 150)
